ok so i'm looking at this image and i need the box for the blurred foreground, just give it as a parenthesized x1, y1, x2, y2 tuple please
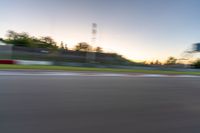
(1, 74, 200, 133)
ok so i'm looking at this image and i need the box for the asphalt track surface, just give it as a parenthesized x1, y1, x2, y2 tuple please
(1, 73, 200, 133)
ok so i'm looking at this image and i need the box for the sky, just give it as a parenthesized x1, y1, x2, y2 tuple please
(1, 0, 200, 62)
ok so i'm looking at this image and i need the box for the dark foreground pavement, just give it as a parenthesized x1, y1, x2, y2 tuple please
(1, 75, 200, 133)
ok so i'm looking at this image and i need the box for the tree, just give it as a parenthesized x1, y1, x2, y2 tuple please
(39, 36, 58, 49)
(74, 42, 92, 52)
(6, 30, 29, 40)
(64, 44, 68, 50)
(154, 60, 162, 65)
(6, 30, 18, 40)
(4, 30, 59, 49)
(165, 57, 177, 65)
(192, 59, 200, 68)
(5, 31, 33, 47)
(40, 36, 56, 45)
(95, 47, 103, 53)
(0, 38, 3, 41)
(60, 41, 64, 49)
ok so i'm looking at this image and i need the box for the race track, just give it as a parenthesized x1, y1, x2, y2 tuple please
(1, 72, 200, 133)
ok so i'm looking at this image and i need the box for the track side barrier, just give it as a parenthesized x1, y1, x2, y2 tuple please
(15, 60, 53, 65)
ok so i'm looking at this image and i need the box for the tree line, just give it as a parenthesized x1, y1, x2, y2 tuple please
(2, 30, 104, 53)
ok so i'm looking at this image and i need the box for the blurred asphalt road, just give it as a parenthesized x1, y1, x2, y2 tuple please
(1, 74, 200, 133)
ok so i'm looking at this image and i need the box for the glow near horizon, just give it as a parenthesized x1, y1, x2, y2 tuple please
(1, 0, 200, 62)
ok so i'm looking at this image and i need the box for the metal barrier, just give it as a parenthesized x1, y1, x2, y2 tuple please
(0, 45, 13, 59)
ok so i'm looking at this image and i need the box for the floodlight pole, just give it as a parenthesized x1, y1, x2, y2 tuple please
(86, 23, 97, 63)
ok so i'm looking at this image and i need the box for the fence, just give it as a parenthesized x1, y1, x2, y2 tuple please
(0, 45, 12, 60)
(0, 45, 129, 65)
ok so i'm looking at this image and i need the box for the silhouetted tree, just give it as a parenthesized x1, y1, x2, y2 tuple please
(192, 59, 200, 68)
(95, 47, 103, 53)
(40, 36, 56, 45)
(6, 30, 18, 40)
(154, 60, 162, 65)
(60, 41, 64, 49)
(165, 57, 177, 65)
(150, 61, 154, 65)
(64, 44, 68, 50)
(74, 42, 92, 52)
(5, 31, 33, 47)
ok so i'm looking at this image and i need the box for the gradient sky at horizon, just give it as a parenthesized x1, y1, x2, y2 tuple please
(1, 0, 200, 62)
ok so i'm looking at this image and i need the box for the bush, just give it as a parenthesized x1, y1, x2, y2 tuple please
(192, 60, 200, 68)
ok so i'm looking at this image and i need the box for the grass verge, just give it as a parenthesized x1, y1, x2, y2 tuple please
(0, 64, 200, 75)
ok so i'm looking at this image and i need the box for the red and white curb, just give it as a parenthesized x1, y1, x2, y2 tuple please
(0, 71, 199, 78)
(0, 60, 53, 65)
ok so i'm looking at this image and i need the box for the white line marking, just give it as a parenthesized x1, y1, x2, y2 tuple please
(0, 71, 199, 78)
